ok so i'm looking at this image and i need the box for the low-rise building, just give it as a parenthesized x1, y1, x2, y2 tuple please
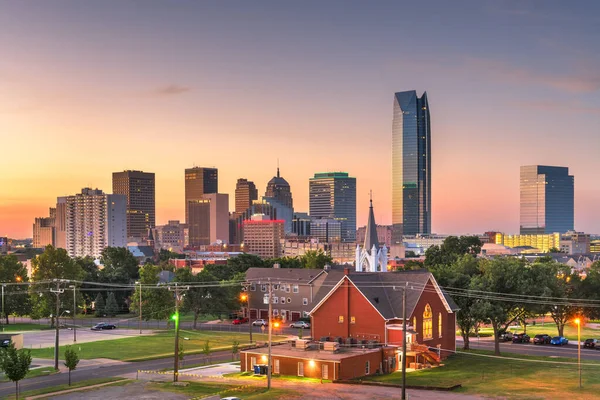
(282, 239, 355, 265)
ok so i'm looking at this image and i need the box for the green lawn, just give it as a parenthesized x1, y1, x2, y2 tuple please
(28, 330, 286, 361)
(7, 377, 128, 400)
(152, 381, 295, 399)
(366, 350, 600, 399)
(0, 323, 51, 332)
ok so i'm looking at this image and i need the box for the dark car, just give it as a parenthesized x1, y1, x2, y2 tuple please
(584, 339, 598, 349)
(232, 317, 249, 325)
(512, 333, 531, 343)
(533, 334, 551, 345)
(498, 331, 513, 342)
(0, 339, 10, 348)
(91, 322, 117, 331)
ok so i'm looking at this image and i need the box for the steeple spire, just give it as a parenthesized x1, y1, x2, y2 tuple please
(277, 159, 280, 178)
(364, 191, 380, 252)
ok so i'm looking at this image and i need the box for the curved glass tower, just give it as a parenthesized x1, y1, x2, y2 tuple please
(392, 90, 431, 243)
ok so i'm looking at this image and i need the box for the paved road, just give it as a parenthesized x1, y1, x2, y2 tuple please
(458, 337, 600, 360)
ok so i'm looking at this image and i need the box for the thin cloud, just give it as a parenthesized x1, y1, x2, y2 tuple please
(515, 100, 600, 115)
(154, 84, 191, 96)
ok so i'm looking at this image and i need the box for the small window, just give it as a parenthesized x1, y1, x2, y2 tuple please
(365, 361, 370, 375)
(273, 284, 279, 290)
(350, 316, 356, 324)
(273, 309, 279, 316)
(286, 285, 290, 293)
(303, 311, 310, 318)
(274, 359, 280, 374)
(251, 357, 257, 367)
(281, 296, 286, 304)
(298, 362, 304, 377)
(273, 297, 278, 304)
(438, 313, 443, 338)
(261, 284, 267, 292)
(250, 284, 256, 291)
(293, 284, 299, 293)
(287, 297, 291, 303)
(338, 316, 344, 323)
(302, 298, 308, 306)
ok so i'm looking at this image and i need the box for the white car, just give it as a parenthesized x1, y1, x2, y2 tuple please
(252, 319, 268, 326)
(289, 321, 310, 329)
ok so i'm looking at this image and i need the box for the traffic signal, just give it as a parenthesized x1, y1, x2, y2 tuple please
(171, 313, 179, 322)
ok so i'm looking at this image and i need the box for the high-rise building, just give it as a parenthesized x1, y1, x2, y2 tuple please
(235, 178, 258, 213)
(309, 172, 356, 242)
(187, 194, 229, 248)
(242, 214, 284, 259)
(153, 220, 187, 252)
(392, 90, 431, 242)
(265, 167, 293, 210)
(112, 170, 156, 239)
(65, 188, 127, 258)
(33, 207, 56, 248)
(309, 218, 342, 243)
(185, 167, 218, 223)
(55, 197, 67, 249)
(520, 165, 574, 234)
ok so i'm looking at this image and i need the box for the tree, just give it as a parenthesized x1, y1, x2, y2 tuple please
(129, 264, 173, 321)
(405, 250, 418, 258)
(75, 256, 99, 311)
(104, 292, 119, 317)
(0, 255, 31, 324)
(63, 346, 79, 386)
(94, 293, 105, 317)
(99, 247, 140, 283)
(300, 250, 333, 269)
(30, 246, 84, 327)
(548, 247, 561, 253)
(231, 340, 239, 361)
(0, 344, 32, 399)
(202, 340, 211, 364)
(424, 236, 482, 268)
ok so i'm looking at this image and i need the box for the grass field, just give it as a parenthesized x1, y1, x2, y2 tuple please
(461, 323, 600, 342)
(152, 381, 295, 399)
(28, 330, 286, 361)
(366, 349, 600, 399)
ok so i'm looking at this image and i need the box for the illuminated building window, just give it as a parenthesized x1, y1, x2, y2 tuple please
(423, 304, 432, 340)
(338, 316, 344, 323)
(438, 313, 443, 338)
(350, 316, 356, 324)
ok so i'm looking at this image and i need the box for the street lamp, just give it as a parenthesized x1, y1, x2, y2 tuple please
(575, 318, 582, 388)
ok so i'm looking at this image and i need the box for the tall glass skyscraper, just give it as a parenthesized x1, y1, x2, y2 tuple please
(520, 165, 574, 234)
(392, 90, 431, 243)
(309, 172, 356, 242)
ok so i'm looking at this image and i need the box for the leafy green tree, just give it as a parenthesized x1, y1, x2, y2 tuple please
(30, 246, 84, 327)
(75, 256, 99, 310)
(129, 264, 173, 321)
(94, 293, 105, 317)
(424, 236, 482, 268)
(405, 250, 418, 258)
(0, 255, 31, 324)
(300, 250, 333, 269)
(99, 247, 140, 283)
(548, 247, 561, 253)
(269, 256, 302, 269)
(231, 340, 239, 361)
(104, 292, 119, 317)
(580, 261, 600, 319)
(202, 340, 211, 364)
(63, 346, 79, 386)
(0, 344, 32, 399)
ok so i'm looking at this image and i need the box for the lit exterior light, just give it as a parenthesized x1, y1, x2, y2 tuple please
(309, 360, 315, 367)
(575, 318, 581, 325)
(261, 355, 267, 362)
(240, 294, 248, 301)
(171, 313, 179, 322)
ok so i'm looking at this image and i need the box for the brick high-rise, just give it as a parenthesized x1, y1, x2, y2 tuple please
(112, 170, 156, 239)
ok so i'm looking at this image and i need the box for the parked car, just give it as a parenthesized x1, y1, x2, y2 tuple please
(0, 339, 10, 348)
(289, 321, 310, 329)
(550, 336, 569, 346)
(91, 322, 117, 331)
(498, 331, 513, 341)
(584, 339, 598, 349)
(232, 317, 249, 325)
(512, 333, 531, 343)
(533, 334, 552, 345)
(252, 319, 268, 327)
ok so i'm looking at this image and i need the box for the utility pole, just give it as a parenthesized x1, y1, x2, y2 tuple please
(135, 281, 142, 334)
(50, 280, 65, 370)
(169, 283, 189, 382)
(267, 277, 272, 390)
(1, 284, 5, 332)
(69, 285, 76, 343)
(242, 282, 252, 344)
(401, 282, 408, 400)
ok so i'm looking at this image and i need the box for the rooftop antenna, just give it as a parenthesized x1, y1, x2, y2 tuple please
(277, 158, 280, 178)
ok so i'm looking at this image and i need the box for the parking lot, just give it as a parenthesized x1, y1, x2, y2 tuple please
(23, 328, 154, 349)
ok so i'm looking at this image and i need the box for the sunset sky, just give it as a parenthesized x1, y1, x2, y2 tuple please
(1, 1, 599, 239)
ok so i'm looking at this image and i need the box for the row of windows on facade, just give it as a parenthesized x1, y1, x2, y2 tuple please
(251, 283, 300, 293)
(250, 358, 361, 378)
(262, 295, 308, 306)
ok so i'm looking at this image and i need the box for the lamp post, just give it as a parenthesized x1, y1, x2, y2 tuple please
(240, 290, 252, 344)
(135, 281, 142, 334)
(1, 284, 5, 332)
(69, 285, 76, 342)
(575, 318, 582, 388)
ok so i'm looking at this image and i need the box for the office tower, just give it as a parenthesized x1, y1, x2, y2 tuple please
(265, 167, 293, 210)
(235, 178, 258, 213)
(153, 220, 187, 252)
(309, 218, 342, 243)
(55, 197, 67, 249)
(112, 170, 156, 239)
(242, 214, 285, 259)
(185, 167, 218, 223)
(262, 196, 293, 234)
(187, 194, 229, 247)
(33, 207, 56, 248)
(65, 188, 126, 258)
(520, 165, 574, 234)
(292, 212, 312, 237)
(309, 172, 356, 242)
(392, 90, 431, 242)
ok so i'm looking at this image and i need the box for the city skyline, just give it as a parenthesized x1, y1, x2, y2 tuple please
(2, 1, 599, 238)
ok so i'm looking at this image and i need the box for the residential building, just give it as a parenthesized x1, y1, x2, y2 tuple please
(282, 239, 355, 265)
(65, 188, 127, 258)
(242, 214, 284, 259)
(356, 225, 392, 248)
(265, 167, 293, 210)
(33, 208, 56, 248)
(184, 167, 218, 223)
(309, 172, 356, 242)
(244, 266, 329, 321)
(520, 165, 574, 234)
(392, 90, 431, 241)
(309, 218, 342, 243)
(153, 220, 187, 252)
(55, 197, 67, 249)
(355, 199, 387, 272)
(112, 170, 155, 239)
(235, 178, 258, 213)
